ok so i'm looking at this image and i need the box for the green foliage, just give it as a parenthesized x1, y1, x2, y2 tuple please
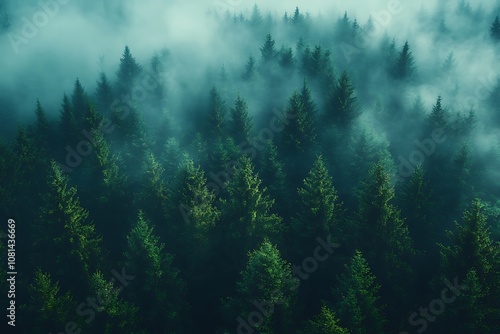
(281, 90, 316, 154)
(300, 305, 349, 334)
(229, 95, 253, 144)
(324, 71, 360, 128)
(36, 161, 102, 290)
(260, 33, 277, 62)
(333, 250, 386, 334)
(116, 46, 142, 95)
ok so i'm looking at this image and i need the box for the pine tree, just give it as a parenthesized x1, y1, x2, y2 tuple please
(292, 155, 343, 258)
(72, 78, 89, 125)
(281, 90, 316, 154)
(60, 93, 79, 143)
(490, 15, 500, 41)
(87, 271, 140, 334)
(260, 33, 277, 62)
(259, 140, 289, 218)
(292, 7, 303, 25)
(36, 161, 102, 293)
(299, 306, 349, 334)
(95, 72, 114, 114)
(279, 46, 295, 70)
(21, 270, 77, 333)
(324, 71, 360, 128)
(333, 250, 386, 334)
(124, 211, 190, 333)
(231, 239, 298, 333)
(438, 199, 500, 297)
(206, 86, 226, 139)
(242, 55, 256, 80)
(392, 41, 416, 80)
(357, 161, 414, 306)
(116, 46, 142, 95)
(229, 95, 253, 144)
(427, 95, 449, 131)
(250, 4, 262, 27)
(34, 99, 51, 146)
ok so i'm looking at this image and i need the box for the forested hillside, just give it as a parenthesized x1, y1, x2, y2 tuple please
(1, 1, 500, 333)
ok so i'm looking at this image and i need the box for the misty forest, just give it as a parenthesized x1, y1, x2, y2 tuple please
(1, 0, 500, 333)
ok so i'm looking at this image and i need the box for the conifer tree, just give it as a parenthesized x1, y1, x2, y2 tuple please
(72, 78, 89, 125)
(116, 46, 142, 95)
(392, 41, 416, 80)
(229, 95, 253, 144)
(34, 99, 50, 144)
(206, 86, 227, 139)
(281, 90, 316, 154)
(490, 15, 500, 41)
(250, 4, 262, 27)
(333, 250, 386, 334)
(324, 71, 360, 128)
(260, 33, 277, 62)
(95, 72, 114, 114)
(357, 161, 414, 306)
(60, 93, 79, 144)
(21, 270, 77, 333)
(88, 271, 141, 334)
(35, 161, 102, 293)
(279, 46, 295, 69)
(300, 306, 349, 334)
(124, 211, 190, 333)
(242, 55, 256, 80)
(231, 239, 298, 333)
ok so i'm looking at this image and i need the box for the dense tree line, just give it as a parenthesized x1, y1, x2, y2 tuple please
(1, 3, 500, 334)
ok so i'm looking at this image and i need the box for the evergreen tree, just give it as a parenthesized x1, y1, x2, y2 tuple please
(60, 93, 78, 144)
(229, 95, 253, 144)
(250, 4, 262, 27)
(124, 211, 190, 333)
(88, 271, 141, 334)
(292, 155, 343, 258)
(260, 33, 277, 62)
(299, 306, 349, 334)
(206, 86, 227, 139)
(72, 78, 89, 125)
(281, 90, 316, 154)
(279, 46, 295, 70)
(292, 7, 304, 25)
(35, 161, 102, 294)
(230, 239, 298, 333)
(427, 95, 449, 131)
(324, 71, 360, 128)
(116, 46, 142, 95)
(21, 270, 77, 334)
(490, 15, 500, 41)
(219, 155, 283, 250)
(95, 72, 114, 114)
(357, 161, 414, 308)
(392, 41, 416, 80)
(438, 199, 500, 299)
(34, 99, 51, 146)
(333, 250, 386, 334)
(242, 55, 256, 80)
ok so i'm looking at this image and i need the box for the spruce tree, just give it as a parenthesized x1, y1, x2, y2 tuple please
(229, 95, 253, 144)
(116, 46, 142, 96)
(95, 72, 114, 114)
(124, 211, 190, 333)
(392, 41, 416, 80)
(242, 55, 256, 80)
(490, 15, 500, 41)
(299, 306, 349, 334)
(324, 71, 360, 129)
(333, 250, 386, 334)
(260, 33, 277, 62)
(36, 161, 102, 293)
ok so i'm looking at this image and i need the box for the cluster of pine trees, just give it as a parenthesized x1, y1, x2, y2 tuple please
(1, 3, 500, 334)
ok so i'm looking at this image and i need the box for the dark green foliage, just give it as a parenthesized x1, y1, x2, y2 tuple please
(229, 95, 253, 144)
(491, 15, 500, 41)
(299, 306, 349, 334)
(260, 33, 277, 62)
(116, 46, 142, 95)
(281, 90, 316, 154)
(391, 41, 416, 80)
(242, 55, 256, 80)
(333, 250, 386, 334)
(324, 71, 360, 128)
(124, 211, 190, 333)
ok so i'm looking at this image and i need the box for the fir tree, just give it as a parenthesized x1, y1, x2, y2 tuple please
(324, 71, 360, 128)
(392, 41, 416, 80)
(333, 250, 386, 334)
(490, 15, 500, 41)
(260, 33, 277, 62)
(124, 211, 190, 333)
(229, 95, 253, 144)
(299, 306, 349, 334)
(95, 72, 114, 114)
(242, 55, 256, 80)
(116, 46, 142, 95)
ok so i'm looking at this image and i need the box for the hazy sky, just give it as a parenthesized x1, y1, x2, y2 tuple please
(0, 0, 499, 127)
